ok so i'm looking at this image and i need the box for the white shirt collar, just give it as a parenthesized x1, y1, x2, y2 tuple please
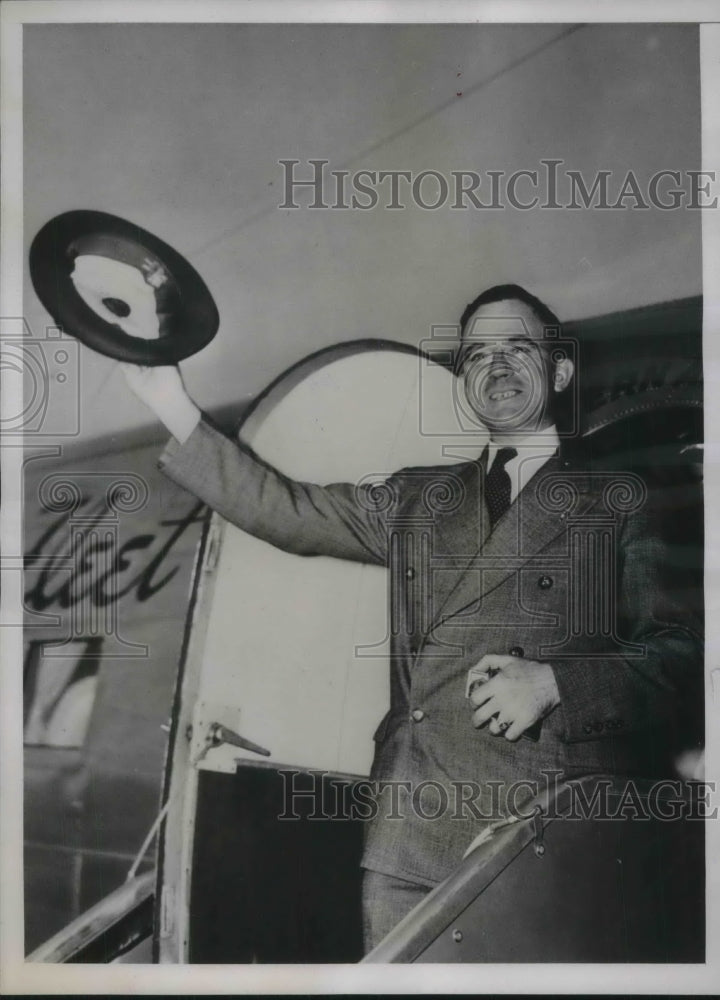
(486, 426, 559, 502)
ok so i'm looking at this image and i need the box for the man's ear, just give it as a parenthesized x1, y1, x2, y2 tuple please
(553, 358, 574, 392)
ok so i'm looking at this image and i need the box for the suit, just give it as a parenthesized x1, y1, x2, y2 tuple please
(159, 416, 702, 887)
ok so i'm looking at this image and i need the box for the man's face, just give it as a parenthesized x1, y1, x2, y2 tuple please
(457, 299, 557, 436)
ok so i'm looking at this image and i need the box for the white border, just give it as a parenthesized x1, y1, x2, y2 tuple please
(701, 21, 720, 996)
(3, 0, 720, 23)
(2, 1, 719, 994)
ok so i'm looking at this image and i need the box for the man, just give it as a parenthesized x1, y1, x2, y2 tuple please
(122, 284, 702, 953)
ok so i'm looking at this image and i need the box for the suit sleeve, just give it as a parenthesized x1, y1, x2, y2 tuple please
(550, 504, 703, 744)
(157, 416, 391, 565)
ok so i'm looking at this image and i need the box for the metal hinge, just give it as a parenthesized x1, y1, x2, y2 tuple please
(531, 805, 546, 857)
(203, 520, 222, 574)
(160, 884, 175, 939)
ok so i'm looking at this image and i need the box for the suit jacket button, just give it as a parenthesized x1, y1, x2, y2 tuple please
(411, 709, 425, 722)
(406, 567, 416, 581)
(538, 575, 553, 589)
(509, 646, 524, 658)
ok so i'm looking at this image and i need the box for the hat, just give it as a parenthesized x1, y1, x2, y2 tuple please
(29, 210, 219, 365)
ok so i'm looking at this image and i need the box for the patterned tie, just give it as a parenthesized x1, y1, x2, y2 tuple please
(484, 446, 517, 527)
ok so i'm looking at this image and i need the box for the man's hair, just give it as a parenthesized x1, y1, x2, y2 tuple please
(459, 283, 561, 338)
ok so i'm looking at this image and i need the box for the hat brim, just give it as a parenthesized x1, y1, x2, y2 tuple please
(29, 210, 219, 365)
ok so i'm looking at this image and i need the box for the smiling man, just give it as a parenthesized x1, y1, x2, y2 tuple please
(121, 281, 702, 955)
(451, 285, 575, 742)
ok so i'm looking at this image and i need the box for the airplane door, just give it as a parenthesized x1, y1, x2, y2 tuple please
(155, 342, 479, 962)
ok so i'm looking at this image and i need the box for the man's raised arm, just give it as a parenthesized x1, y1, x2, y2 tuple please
(121, 363, 391, 565)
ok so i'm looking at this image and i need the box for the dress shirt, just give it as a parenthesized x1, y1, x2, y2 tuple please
(485, 425, 560, 503)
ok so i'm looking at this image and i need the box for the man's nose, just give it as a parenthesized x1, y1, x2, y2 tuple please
(487, 350, 514, 373)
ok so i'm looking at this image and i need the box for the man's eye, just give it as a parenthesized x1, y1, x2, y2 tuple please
(461, 343, 536, 368)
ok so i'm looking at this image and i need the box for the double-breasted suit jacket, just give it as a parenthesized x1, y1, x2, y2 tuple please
(160, 417, 702, 886)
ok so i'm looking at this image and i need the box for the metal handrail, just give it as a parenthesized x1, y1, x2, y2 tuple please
(27, 869, 155, 963)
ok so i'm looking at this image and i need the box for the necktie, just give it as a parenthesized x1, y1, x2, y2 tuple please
(484, 447, 517, 527)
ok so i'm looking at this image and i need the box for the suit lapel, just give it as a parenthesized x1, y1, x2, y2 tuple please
(430, 455, 490, 557)
(426, 455, 602, 628)
(420, 458, 491, 621)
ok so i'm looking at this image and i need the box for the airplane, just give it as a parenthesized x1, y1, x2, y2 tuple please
(23, 295, 704, 964)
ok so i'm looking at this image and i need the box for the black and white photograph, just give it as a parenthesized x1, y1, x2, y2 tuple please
(1, 1, 719, 993)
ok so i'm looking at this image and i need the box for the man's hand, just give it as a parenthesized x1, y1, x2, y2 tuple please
(467, 654, 560, 741)
(120, 363, 201, 444)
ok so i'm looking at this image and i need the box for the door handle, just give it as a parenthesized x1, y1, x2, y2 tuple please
(208, 721, 271, 758)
